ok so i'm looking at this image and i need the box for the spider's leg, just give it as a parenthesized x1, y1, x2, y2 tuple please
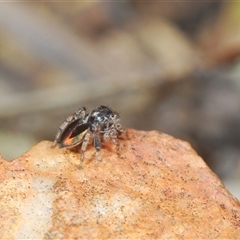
(109, 127, 122, 155)
(103, 131, 110, 141)
(93, 132, 102, 161)
(109, 128, 118, 145)
(51, 120, 70, 148)
(95, 150, 102, 162)
(79, 131, 91, 168)
(115, 123, 125, 134)
(51, 136, 60, 148)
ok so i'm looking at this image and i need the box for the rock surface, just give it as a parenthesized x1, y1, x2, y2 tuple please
(0, 129, 239, 239)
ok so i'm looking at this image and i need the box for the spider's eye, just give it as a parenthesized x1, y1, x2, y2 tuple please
(95, 113, 104, 122)
(110, 113, 115, 119)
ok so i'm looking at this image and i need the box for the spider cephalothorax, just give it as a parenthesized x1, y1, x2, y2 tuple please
(51, 105, 125, 166)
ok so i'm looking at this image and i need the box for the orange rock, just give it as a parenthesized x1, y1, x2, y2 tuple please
(0, 129, 239, 239)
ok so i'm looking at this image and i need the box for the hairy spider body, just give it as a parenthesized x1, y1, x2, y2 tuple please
(51, 105, 125, 165)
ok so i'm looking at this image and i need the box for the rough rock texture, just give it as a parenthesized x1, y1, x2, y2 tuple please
(0, 129, 239, 239)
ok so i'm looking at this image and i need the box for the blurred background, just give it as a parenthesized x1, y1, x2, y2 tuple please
(0, 2, 240, 199)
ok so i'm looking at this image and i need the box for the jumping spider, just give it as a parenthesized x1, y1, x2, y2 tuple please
(51, 105, 125, 166)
